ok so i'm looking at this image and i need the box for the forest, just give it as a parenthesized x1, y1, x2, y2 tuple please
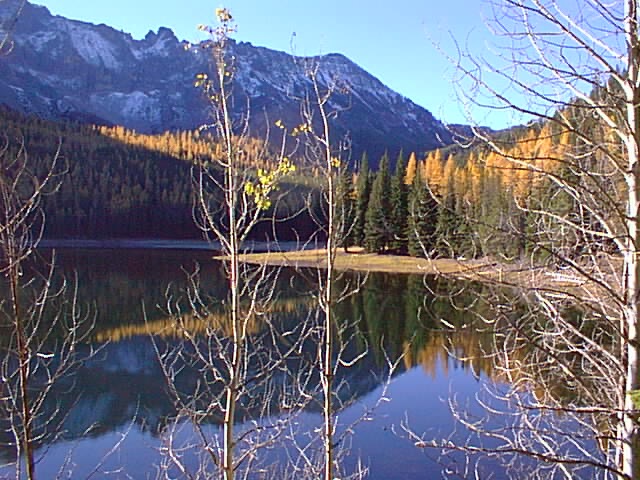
(0, 106, 322, 240)
(0, 103, 585, 264)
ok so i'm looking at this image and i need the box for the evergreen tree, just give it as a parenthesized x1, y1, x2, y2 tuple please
(435, 198, 458, 257)
(435, 155, 460, 257)
(453, 160, 475, 258)
(389, 150, 408, 254)
(407, 169, 437, 257)
(364, 152, 391, 253)
(353, 152, 371, 247)
(336, 162, 355, 252)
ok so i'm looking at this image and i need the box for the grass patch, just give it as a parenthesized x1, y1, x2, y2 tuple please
(231, 248, 499, 277)
(226, 248, 587, 292)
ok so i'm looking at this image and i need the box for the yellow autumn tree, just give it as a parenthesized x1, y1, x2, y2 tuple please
(423, 149, 444, 195)
(405, 151, 418, 185)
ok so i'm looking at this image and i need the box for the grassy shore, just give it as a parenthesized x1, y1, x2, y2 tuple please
(235, 248, 487, 275)
(228, 247, 582, 289)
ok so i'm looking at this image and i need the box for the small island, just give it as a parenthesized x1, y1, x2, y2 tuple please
(233, 248, 586, 291)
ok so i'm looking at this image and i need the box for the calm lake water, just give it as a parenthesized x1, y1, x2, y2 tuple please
(0, 248, 534, 479)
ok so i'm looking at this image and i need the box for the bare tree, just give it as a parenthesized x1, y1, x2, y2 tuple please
(0, 137, 97, 480)
(409, 1, 640, 478)
(153, 9, 310, 480)
(282, 60, 403, 480)
(305, 61, 343, 480)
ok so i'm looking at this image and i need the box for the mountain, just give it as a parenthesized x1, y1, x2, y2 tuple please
(0, 0, 453, 165)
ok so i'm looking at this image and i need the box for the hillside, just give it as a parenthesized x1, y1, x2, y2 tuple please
(0, 106, 320, 240)
(0, 0, 455, 166)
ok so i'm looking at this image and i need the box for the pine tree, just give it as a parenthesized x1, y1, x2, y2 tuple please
(389, 150, 408, 254)
(407, 168, 438, 257)
(364, 152, 391, 253)
(353, 152, 371, 247)
(453, 160, 475, 258)
(336, 162, 355, 252)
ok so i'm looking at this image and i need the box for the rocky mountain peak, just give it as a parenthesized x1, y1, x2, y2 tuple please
(143, 26, 177, 44)
(0, 1, 454, 164)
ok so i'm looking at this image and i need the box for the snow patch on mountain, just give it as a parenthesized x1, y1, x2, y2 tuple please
(348, 86, 376, 112)
(25, 30, 57, 52)
(67, 23, 121, 70)
(99, 91, 161, 124)
(129, 44, 145, 60)
(146, 33, 173, 57)
(130, 32, 175, 59)
(237, 74, 264, 97)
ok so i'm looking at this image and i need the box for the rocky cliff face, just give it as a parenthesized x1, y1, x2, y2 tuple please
(0, 0, 452, 163)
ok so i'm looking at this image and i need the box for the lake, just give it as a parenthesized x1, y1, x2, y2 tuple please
(0, 247, 590, 479)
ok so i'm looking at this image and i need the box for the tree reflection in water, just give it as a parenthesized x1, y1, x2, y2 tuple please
(0, 249, 599, 478)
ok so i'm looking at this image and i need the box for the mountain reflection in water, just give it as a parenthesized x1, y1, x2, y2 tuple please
(0, 248, 510, 479)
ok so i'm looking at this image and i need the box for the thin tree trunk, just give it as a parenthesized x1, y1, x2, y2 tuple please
(315, 75, 336, 480)
(623, 3, 640, 478)
(6, 237, 35, 480)
(323, 136, 335, 480)
(221, 62, 239, 480)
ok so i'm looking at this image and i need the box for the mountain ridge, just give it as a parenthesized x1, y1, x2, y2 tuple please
(1, 0, 454, 164)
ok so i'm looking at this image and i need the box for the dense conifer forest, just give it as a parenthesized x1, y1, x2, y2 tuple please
(0, 101, 605, 261)
(0, 106, 320, 240)
(347, 118, 606, 262)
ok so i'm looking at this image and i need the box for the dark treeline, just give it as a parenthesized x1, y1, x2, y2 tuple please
(1, 106, 195, 238)
(0, 106, 320, 240)
(339, 149, 440, 257)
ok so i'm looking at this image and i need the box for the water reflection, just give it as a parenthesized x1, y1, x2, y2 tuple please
(0, 248, 508, 478)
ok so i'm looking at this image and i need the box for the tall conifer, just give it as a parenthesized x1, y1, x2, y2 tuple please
(390, 150, 408, 254)
(336, 162, 355, 252)
(353, 152, 370, 246)
(407, 168, 438, 257)
(364, 152, 391, 253)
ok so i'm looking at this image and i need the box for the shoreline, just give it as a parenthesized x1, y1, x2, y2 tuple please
(234, 248, 492, 275)
(38, 238, 309, 252)
(233, 248, 597, 292)
(38, 240, 587, 290)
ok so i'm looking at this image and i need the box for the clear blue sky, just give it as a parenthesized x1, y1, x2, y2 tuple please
(32, 0, 518, 129)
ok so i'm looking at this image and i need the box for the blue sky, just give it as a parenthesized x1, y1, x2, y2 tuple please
(33, 0, 520, 129)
